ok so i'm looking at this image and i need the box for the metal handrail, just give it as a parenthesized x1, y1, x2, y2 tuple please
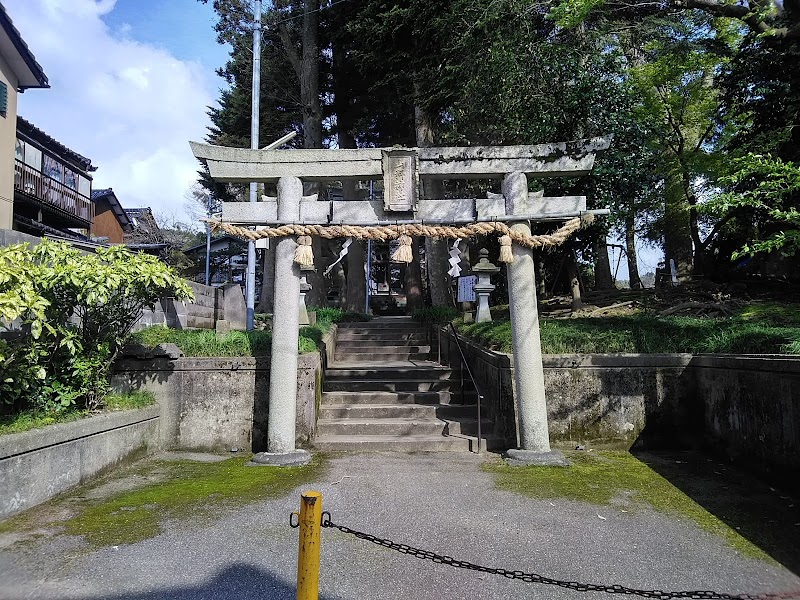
(447, 322, 484, 454)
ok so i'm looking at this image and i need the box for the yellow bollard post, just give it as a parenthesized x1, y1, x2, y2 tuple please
(296, 491, 322, 600)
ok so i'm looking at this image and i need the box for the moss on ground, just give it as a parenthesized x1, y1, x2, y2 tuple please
(0, 455, 324, 549)
(485, 451, 800, 565)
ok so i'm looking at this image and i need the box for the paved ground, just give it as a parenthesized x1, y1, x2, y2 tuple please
(1, 451, 799, 600)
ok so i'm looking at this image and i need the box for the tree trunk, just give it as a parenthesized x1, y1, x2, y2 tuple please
(255, 246, 275, 313)
(333, 39, 366, 314)
(664, 159, 694, 281)
(301, 0, 322, 149)
(330, 247, 347, 308)
(299, 0, 326, 305)
(625, 215, 642, 289)
(344, 240, 366, 312)
(405, 238, 424, 310)
(535, 251, 547, 298)
(566, 252, 582, 311)
(414, 86, 451, 306)
(593, 235, 614, 290)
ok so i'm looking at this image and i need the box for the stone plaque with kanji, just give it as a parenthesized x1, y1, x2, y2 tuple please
(382, 150, 417, 212)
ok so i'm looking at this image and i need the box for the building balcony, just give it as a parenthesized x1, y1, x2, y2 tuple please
(14, 159, 93, 228)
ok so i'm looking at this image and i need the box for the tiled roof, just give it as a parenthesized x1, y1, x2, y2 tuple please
(90, 187, 132, 230)
(0, 3, 48, 89)
(124, 207, 154, 217)
(17, 117, 95, 173)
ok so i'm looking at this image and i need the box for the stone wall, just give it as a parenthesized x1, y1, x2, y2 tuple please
(691, 355, 800, 478)
(0, 329, 335, 520)
(134, 282, 246, 331)
(437, 328, 799, 477)
(437, 328, 696, 450)
(0, 407, 160, 519)
(110, 327, 335, 451)
(0, 229, 42, 247)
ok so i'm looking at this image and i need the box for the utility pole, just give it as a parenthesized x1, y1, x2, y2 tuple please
(246, 0, 262, 330)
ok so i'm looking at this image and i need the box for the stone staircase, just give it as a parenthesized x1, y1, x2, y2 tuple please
(314, 317, 491, 452)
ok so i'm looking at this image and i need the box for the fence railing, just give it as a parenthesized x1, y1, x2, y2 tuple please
(14, 160, 93, 224)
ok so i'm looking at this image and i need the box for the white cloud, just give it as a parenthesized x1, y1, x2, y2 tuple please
(6, 0, 216, 224)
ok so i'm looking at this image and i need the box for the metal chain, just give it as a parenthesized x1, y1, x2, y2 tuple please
(318, 514, 797, 600)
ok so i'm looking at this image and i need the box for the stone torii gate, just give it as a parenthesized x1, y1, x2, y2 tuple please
(191, 137, 611, 466)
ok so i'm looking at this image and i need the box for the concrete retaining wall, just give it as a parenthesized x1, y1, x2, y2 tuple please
(437, 328, 696, 450)
(0, 407, 160, 519)
(691, 355, 800, 478)
(111, 326, 335, 451)
(0, 328, 335, 520)
(437, 328, 799, 476)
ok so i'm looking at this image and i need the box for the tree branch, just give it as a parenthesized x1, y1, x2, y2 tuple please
(668, 0, 776, 35)
(700, 208, 742, 249)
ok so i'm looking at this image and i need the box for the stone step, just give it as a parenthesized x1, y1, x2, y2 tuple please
(323, 379, 464, 392)
(316, 417, 492, 437)
(336, 329, 435, 343)
(313, 434, 481, 453)
(337, 322, 427, 330)
(335, 339, 431, 349)
(322, 391, 477, 405)
(319, 403, 477, 419)
(334, 352, 431, 362)
(335, 344, 432, 353)
(324, 367, 455, 379)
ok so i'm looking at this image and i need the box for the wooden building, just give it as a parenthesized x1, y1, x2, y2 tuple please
(90, 188, 131, 243)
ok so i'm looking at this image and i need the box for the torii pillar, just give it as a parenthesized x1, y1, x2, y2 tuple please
(502, 172, 568, 466)
(250, 176, 310, 466)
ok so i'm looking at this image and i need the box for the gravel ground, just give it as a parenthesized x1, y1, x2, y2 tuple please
(1, 452, 798, 600)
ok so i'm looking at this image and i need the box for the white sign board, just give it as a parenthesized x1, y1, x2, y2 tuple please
(457, 275, 477, 303)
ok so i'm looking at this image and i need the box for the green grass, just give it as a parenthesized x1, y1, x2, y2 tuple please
(0, 392, 156, 435)
(456, 313, 800, 354)
(485, 451, 771, 561)
(0, 409, 88, 435)
(132, 308, 369, 357)
(131, 328, 275, 356)
(0, 455, 324, 548)
(102, 390, 156, 411)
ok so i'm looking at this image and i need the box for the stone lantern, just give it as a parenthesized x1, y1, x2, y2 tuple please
(298, 264, 313, 326)
(472, 248, 500, 323)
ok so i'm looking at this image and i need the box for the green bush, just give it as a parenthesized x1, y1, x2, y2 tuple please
(411, 306, 460, 323)
(0, 241, 193, 416)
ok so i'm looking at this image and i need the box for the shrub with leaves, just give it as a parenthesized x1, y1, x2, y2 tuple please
(704, 154, 800, 260)
(0, 241, 193, 414)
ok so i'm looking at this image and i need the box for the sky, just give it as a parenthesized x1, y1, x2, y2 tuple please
(6, 0, 230, 225)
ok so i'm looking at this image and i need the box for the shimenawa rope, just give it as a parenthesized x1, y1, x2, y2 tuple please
(206, 214, 594, 266)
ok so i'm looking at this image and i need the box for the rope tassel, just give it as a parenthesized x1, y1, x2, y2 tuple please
(498, 235, 514, 263)
(391, 234, 413, 263)
(294, 235, 314, 268)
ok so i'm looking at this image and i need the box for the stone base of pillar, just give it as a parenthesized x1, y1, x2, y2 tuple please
(504, 449, 570, 467)
(247, 449, 312, 467)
